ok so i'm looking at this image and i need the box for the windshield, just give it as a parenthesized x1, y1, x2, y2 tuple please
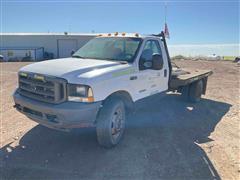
(73, 37, 142, 62)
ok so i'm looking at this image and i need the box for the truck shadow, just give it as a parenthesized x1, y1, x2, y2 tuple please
(0, 94, 231, 179)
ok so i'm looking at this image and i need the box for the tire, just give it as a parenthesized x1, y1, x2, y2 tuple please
(96, 98, 126, 148)
(188, 80, 203, 103)
(181, 85, 189, 101)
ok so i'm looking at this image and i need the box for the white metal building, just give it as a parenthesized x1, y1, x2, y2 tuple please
(0, 33, 96, 61)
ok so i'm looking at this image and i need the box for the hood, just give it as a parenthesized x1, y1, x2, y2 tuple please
(20, 57, 122, 78)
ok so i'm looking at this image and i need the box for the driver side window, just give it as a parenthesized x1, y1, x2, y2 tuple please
(139, 40, 162, 70)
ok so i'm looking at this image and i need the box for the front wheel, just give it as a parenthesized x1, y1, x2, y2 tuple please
(96, 98, 126, 148)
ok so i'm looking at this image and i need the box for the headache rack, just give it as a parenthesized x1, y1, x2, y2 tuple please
(18, 73, 67, 104)
(152, 31, 172, 85)
(152, 32, 213, 91)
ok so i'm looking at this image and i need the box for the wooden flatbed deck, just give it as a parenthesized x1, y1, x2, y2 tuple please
(169, 68, 213, 89)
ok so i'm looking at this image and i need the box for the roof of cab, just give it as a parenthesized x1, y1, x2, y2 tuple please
(1, 32, 158, 39)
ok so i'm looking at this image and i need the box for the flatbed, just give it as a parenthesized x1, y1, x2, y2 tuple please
(170, 68, 213, 89)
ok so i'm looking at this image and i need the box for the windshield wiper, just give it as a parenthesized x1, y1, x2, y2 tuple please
(72, 55, 85, 59)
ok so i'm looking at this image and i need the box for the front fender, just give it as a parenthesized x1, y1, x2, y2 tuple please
(91, 75, 136, 102)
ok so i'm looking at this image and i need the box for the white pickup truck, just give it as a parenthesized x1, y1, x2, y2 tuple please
(13, 32, 212, 148)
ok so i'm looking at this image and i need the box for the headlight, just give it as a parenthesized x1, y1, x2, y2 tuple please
(67, 84, 94, 102)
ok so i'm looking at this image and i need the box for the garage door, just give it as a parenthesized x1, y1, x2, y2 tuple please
(57, 39, 77, 58)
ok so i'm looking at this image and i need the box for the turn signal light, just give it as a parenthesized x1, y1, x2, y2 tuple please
(80, 96, 94, 103)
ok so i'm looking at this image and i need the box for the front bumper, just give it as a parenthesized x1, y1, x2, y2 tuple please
(13, 91, 102, 131)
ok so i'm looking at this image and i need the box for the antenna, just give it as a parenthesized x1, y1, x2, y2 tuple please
(164, 2, 167, 24)
(163, 2, 170, 39)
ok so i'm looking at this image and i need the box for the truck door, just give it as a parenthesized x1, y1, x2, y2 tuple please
(135, 39, 168, 99)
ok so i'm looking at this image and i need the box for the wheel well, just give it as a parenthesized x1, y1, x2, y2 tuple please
(103, 91, 134, 113)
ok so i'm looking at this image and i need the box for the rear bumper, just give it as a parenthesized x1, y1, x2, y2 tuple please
(13, 91, 102, 131)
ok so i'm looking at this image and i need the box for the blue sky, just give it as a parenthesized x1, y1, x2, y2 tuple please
(1, 0, 239, 55)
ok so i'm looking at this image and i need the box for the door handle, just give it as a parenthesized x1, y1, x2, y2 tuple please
(164, 69, 167, 77)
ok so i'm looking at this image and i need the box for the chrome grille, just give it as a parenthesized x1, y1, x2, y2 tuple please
(18, 73, 67, 104)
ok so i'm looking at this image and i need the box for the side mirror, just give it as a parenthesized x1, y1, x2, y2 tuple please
(152, 54, 163, 70)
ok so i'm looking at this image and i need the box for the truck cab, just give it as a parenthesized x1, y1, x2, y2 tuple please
(13, 32, 211, 148)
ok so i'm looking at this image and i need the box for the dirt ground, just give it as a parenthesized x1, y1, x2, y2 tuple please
(0, 60, 239, 179)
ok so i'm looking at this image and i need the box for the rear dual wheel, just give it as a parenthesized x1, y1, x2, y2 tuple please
(189, 80, 203, 102)
(182, 80, 203, 103)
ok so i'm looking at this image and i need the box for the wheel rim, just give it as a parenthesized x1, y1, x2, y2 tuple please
(111, 107, 124, 140)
